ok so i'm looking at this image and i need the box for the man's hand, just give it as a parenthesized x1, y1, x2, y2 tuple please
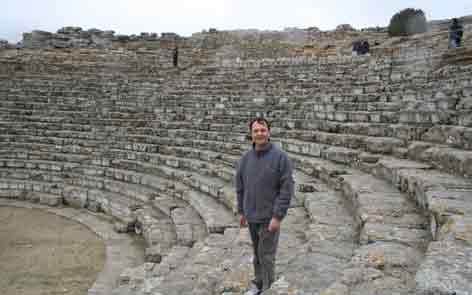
(268, 217, 280, 232)
(239, 214, 247, 227)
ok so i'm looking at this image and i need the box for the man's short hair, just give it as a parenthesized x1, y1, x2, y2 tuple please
(249, 117, 271, 132)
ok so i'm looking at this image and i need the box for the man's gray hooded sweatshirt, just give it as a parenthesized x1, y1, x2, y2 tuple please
(236, 143, 294, 223)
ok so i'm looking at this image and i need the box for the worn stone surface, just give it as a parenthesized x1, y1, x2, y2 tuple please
(171, 205, 207, 246)
(416, 238, 472, 295)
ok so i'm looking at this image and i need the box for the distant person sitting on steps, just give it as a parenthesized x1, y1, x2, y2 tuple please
(449, 18, 464, 48)
(352, 40, 370, 55)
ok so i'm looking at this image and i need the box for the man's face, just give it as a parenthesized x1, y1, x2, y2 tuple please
(251, 121, 270, 146)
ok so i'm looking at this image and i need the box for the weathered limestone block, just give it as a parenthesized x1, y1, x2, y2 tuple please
(277, 140, 324, 157)
(318, 282, 349, 295)
(360, 223, 429, 249)
(391, 124, 429, 141)
(421, 147, 472, 177)
(351, 242, 423, 273)
(349, 275, 413, 295)
(373, 158, 431, 188)
(424, 125, 472, 149)
(135, 208, 176, 250)
(145, 245, 162, 263)
(355, 192, 423, 225)
(218, 186, 238, 213)
(182, 190, 236, 233)
(415, 238, 472, 295)
(63, 185, 88, 208)
(149, 246, 191, 279)
(375, 136, 403, 154)
(118, 263, 150, 286)
(37, 192, 63, 206)
(390, 167, 472, 217)
(113, 220, 131, 233)
(171, 206, 207, 246)
(438, 215, 472, 244)
(458, 111, 472, 127)
(407, 141, 435, 160)
(322, 146, 359, 164)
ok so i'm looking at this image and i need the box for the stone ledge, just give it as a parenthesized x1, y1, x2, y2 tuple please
(371, 158, 472, 293)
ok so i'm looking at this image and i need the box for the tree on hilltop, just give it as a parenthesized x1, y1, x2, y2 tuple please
(388, 8, 427, 36)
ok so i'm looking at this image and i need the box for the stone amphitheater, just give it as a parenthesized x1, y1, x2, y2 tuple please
(1, 15, 472, 295)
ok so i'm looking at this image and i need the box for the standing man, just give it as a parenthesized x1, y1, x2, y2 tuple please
(236, 118, 294, 295)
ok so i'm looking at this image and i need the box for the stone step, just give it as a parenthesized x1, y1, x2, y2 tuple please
(110, 164, 353, 294)
(278, 148, 431, 294)
(0, 172, 182, 248)
(287, 151, 357, 189)
(341, 173, 429, 238)
(5, 120, 471, 180)
(5, 121, 469, 194)
(0, 175, 183, 259)
(169, 204, 208, 247)
(301, 101, 404, 112)
(201, 160, 358, 294)
(109, 146, 337, 212)
(276, 132, 406, 154)
(283, 190, 357, 294)
(7, 120, 465, 179)
(3, 115, 471, 166)
(279, 136, 472, 179)
(371, 155, 472, 295)
(88, 171, 208, 248)
(0, 146, 242, 214)
(0, 175, 135, 222)
(372, 157, 472, 217)
(276, 119, 472, 148)
(133, 206, 176, 255)
(110, 159, 237, 233)
(0, 142, 94, 163)
(131, 206, 334, 295)
(142, 118, 472, 151)
(316, 167, 430, 294)
(116, 224, 249, 295)
(406, 143, 472, 178)
(182, 189, 236, 234)
(0, 163, 165, 204)
(3, 105, 471, 152)
(415, 231, 472, 295)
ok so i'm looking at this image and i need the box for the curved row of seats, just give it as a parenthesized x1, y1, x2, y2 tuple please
(0, 117, 357, 294)
(1, 33, 472, 293)
(0, 122, 429, 294)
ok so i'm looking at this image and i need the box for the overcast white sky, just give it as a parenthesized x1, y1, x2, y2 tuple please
(2, 0, 471, 42)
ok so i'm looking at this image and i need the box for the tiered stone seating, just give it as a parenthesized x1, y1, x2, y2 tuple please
(1, 22, 471, 294)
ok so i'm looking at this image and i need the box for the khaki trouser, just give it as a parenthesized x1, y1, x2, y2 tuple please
(248, 223, 280, 291)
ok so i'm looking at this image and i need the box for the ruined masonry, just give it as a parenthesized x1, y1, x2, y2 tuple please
(1, 17, 472, 295)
